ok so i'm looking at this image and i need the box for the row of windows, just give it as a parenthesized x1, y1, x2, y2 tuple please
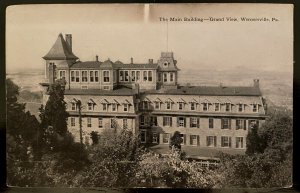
(140, 101, 259, 113)
(157, 72, 175, 82)
(70, 102, 130, 112)
(140, 116, 259, 130)
(140, 131, 244, 148)
(70, 117, 129, 130)
(119, 70, 153, 82)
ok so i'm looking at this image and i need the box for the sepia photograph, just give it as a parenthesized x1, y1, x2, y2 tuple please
(6, 4, 293, 188)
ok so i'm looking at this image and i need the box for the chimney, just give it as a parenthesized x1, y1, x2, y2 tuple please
(96, 55, 99, 62)
(131, 57, 133, 64)
(253, 79, 259, 88)
(65, 34, 72, 52)
(149, 59, 153, 64)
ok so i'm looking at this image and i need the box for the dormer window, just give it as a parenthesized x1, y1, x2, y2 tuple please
(112, 103, 117, 112)
(166, 101, 171, 110)
(155, 101, 161, 110)
(191, 102, 196, 111)
(215, 103, 220, 111)
(238, 104, 244, 112)
(225, 103, 231, 112)
(178, 102, 184, 110)
(87, 102, 94, 111)
(71, 102, 77, 111)
(203, 103, 208, 111)
(253, 104, 258, 112)
(123, 104, 128, 112)
(102, 104, 108, 111)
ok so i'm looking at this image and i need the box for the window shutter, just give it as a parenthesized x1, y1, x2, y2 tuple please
(221, 119, 224, 129)
(170, 117, 173, 127)
(206, 136, 209, 146)
(229, 119, 231, 129)
(184, 117, 186, 127)
(190, 135, 192, 145)
(214, 136, 217, 147)
(177, 117, 179, 127)
(197, 135, 200, 146)
(236, 120, 239, 130)
(244, 120, 247, 130)
(197, 118, 200, 128)
(229, 137, 232, 147)
(183, 134, 186, 145)
(163, 117, 166, 126)
(190, 117, 193, 128)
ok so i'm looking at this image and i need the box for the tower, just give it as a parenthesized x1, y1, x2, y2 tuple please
(41, 33, 78, 90)
(157, 52, 179, 89)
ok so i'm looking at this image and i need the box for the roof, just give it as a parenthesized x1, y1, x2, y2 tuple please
(70, 61, 101, 68)
(145, 85, 262, 96)
(43, 34, 78, 60)
(114, 63, 158, 69)
(64, 86, 136, 96)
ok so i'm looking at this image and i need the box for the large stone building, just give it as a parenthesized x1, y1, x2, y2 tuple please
(40, 33, 267, 156)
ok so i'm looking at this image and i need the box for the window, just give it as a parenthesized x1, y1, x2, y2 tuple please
(119, 70, 129, 82)
(125, 71, 129, 82)
(59, 70, 66, 79)
(111, 119, 116, 128)
(103, 71, 110, 82)
(123, 104, 128, 112)
(209, 118, 214, 129)
(180, 134, 186, 145)
(148, 71, 153, 81)
(215, 103, 220, 111)
(225, 103, 231, 112)
(87, 117, 92, 127)
(140, 115, 145, 126)
(71, 71, 75, 82)
(236, 119, 246, 130)
(71, 102, 77, 111)
(170, 73, 174, 82)
(98, 118, 103, 128)
(152, 132, 158, 143)
(158, 73, 162, 82)
(221, 136, 231, 148)
(249, 120, 259, 129)
(70, 117, 75, 127)
(95, 71, 99, 82)
(207, 136, 217, 147)
(166, 101, 171, 110)
(253, 104, 258, 112)
(163, 116, 172, 127)
(191, 102, 196, 111)
(163, 73, 167, 82)
(155, 101, 160, 110)
(178, 102, 184, 110)
(190, 117, 199, 128)
(90, 71, 94, 82)
(140, 130, 146, 143)
(123, 119, 128, 129)
(162, 133, 170, 144)
(221, 118, 231, 129)
(203, 103, 208, 111)
(140, 101, 149, 110)
(143, 71, 147, 81)
(102, 104, 107, 111)
(81, 71, 88, 82)
(178, 117, 186, 127)
(238, 104, 244, 112)
(190, 135, 199, 146)
(87, 102, 94, 111)
(150, 116, 158, 126)
(75, 71, 80, 82)
(136, 71, 140, 81)
(112, 103, 117, 112)
(236, 137, 244, 148)
(131, 71, 136, 81)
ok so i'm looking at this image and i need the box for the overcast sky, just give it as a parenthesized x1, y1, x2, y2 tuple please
(6, 4, 293, 73)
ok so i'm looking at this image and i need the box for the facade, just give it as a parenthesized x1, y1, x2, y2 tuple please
(40, 33, 267, 154)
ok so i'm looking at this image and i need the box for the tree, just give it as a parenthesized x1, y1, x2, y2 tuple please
(245, 124, 266, 155)
(169, 131, 183, 151)
(90, 131, 99, 145)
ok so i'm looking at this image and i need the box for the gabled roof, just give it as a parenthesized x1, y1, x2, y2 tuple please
(43, 33, 78, 60)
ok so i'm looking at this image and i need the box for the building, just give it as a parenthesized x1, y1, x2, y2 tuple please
(40, 33, 267, 155)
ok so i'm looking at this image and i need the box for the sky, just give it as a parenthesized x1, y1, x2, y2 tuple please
(6, 4, 293, 73)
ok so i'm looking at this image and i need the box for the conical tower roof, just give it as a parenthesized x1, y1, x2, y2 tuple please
(43, 33, 78, 60)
